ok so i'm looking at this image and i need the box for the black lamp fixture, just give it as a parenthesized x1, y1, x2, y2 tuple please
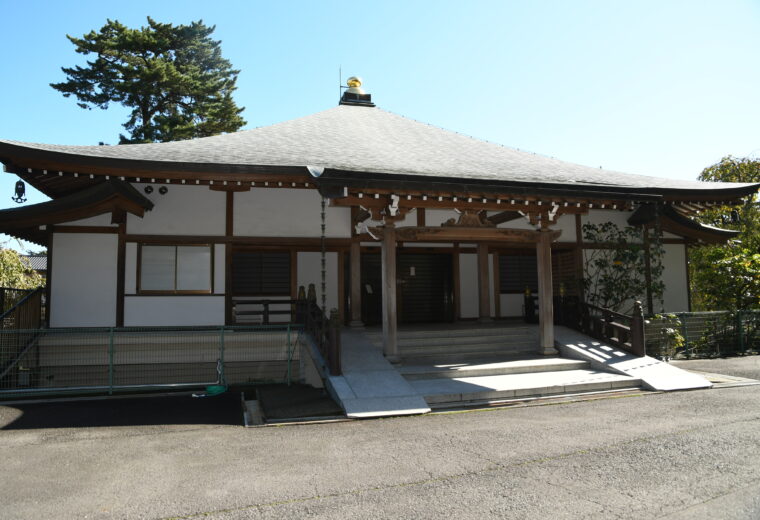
(158, 186, 168, 195)
(144, 185, 154, 194)
(11, 180, 26, 203)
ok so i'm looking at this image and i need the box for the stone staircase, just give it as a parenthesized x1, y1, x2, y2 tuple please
(364, 324, 643, 408)
(364, 323, 540, 362)
(401, 358, 642, 408)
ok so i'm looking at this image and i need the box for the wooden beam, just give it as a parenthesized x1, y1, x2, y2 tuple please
(116, 222, 126, 327)
(52, 226, 119, 234)
(370, 226, 561, 243)
(338, 251, 345, 324)
(477, 243, 491, 322)
(225, 191, 234, 237)
(642, 225, 654, 315)
(45, 231, 53, 327)
(416, 207, 426, 227)
(332, 196, 588, 214)
(492, 252, 501, 318)
(575, 214, 585, 301)
(349, 241, 363, 327)
(536, 230, 557, 355)
(381, 223, 399, 362)
(487, 210, 522, 225)
(453, 244, 461, 321)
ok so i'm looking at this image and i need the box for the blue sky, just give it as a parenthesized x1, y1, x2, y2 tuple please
(1, 0, 759, 249)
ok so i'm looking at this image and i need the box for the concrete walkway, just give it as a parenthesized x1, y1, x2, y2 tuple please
(555, 326, 713, 391)
(326, 329, 430, 418)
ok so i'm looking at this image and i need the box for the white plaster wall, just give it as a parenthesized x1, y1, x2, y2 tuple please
(50, 233, 118, 327)
(60, 214, 117, 227)
(426, 209, 459, 227)
(500, 294, 524, 317)
(125, 243, 137, 294)
(126, 184, 225, 235)
(234, 188, 351, 237)
(552, 214, 577, 242)
(662, 244, 689, 312)
(297, 252, 339, 312)
(124, 296, 225, 326)
(582, 242, 690, 313)
(459, 253, 478, 319)
(582, 209, 634, 229)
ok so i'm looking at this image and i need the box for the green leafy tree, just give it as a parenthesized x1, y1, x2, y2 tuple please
(0, 249, 44, 289)
(51, 17, 246, 144)
(582, 221, 665, 314)
(690, 156, 760, 310)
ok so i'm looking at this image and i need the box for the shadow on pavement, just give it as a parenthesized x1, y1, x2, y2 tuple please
(0, 393, 242, 430)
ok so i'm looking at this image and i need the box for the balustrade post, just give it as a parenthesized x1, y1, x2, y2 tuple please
(630, 301, 646, 357)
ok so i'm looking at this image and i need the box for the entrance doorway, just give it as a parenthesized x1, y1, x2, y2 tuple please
(358, 251, 454, 325)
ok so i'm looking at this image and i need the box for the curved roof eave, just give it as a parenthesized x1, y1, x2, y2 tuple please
(1, 104, 758, 201)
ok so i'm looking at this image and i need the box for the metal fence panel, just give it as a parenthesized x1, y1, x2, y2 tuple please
(645, 310, 760, 358)
(0, 325, 303, 398)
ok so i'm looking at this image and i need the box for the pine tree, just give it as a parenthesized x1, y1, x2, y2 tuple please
(51, 18, 246, 144)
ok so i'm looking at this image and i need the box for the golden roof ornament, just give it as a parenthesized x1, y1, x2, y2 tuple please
(339, 75, 375, 106)
(346, 76, 364, 95)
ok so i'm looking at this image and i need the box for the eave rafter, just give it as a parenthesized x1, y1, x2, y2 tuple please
(2, 161, 315, 199)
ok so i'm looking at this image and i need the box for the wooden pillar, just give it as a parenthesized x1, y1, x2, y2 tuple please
(642, 224, 654, 316)
(477, 242, 491, 322)
(349, 241, 364, 327)
(381, 223, 399, 362)
(536, 229, 557, 355)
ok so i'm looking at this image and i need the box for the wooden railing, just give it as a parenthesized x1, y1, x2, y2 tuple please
(232, 298, 341, 375)
(561, 299, 646, 357)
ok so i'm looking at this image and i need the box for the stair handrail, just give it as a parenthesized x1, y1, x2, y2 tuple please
(569, 300, 646, 357)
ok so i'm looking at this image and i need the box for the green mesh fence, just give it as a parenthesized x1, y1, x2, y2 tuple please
(0, 325, 303, 398)
(645, 310, 760, 358)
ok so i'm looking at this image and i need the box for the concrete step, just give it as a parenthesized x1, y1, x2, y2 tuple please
(397, 340, 538, 354)
(376, 333, 538, 350)
(399, 357, 591, 380)
(408, 369, 642, 407)
(364, 326, 536, 341)
(399, 346, 539, 364)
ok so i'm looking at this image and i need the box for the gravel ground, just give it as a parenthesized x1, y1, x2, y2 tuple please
(1, 358, 759, 519)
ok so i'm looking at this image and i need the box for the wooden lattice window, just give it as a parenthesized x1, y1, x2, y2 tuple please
(231, 251, 291, 296)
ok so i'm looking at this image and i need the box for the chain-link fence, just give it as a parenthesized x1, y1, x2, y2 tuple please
(646, 310, 760, 358)
(0, 325, 303, 398)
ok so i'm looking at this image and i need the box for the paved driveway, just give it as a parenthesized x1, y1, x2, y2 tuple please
(1, 359, 759, 519)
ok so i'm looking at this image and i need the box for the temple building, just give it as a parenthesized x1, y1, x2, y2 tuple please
(0, 78, 756, 412)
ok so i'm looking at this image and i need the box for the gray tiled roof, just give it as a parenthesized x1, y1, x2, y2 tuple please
(20, 255, 46, 271)
(1, 105, 756, 193)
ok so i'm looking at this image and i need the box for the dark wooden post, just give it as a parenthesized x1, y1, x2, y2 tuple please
(329, 308, 342, 375)
(630, 301, 646, 357)
(349, 241, 364, 327)
(642, 225, 654, 316)
(477, 242, 491, 322)
(381, 223, 399, 362)
(536, 229, 556, 355)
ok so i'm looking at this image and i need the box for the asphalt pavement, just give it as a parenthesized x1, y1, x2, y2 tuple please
(1, 356, 759, 519)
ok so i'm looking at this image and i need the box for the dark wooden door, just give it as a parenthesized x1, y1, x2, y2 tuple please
(359, 252, 453, 325)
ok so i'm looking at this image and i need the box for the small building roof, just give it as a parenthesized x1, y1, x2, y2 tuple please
(0, 180, 153, 245)
(20, 254, 47, 271)
(1, 104, 757, 200)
